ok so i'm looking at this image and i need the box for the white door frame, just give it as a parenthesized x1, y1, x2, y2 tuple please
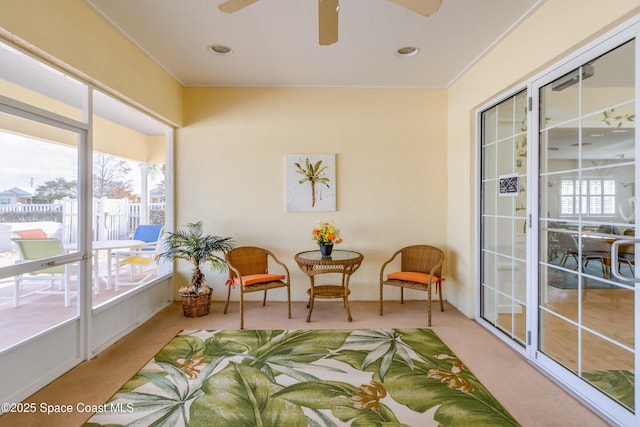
(476, 17, 640, 427)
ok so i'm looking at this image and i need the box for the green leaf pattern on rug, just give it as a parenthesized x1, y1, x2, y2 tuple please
(582, 370, 635, 411)
(191, 362, 306, 426)
(84, 328, 520, 427)
(273, 381, 401, 425)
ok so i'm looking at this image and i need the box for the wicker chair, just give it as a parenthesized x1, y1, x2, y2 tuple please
(379, 245, 445, 326)
(224, 246, 291, 329)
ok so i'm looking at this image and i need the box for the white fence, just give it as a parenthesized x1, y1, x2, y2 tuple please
(0, 203, 63, 213)
(0, 199, 165, 244)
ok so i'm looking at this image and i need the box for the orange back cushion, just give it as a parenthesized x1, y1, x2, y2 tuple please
(16, 229, 47, 238)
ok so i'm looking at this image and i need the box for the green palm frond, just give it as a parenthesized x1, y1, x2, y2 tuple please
(293, 157, 332, 207)
(156, 221, 235, 289)
(108, 357, 223, 425)
(344, 329, 416, 382)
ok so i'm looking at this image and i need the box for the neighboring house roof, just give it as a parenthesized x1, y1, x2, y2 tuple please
(0, 187, 34, 197)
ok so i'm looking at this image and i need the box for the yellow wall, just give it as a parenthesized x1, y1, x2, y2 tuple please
(147, 136, 168, 164)
(0, 78, 162, 163)
(0, 0, 183, 127)
(178, 87, 448, 301)
(3, 0, 640, 312)
(446, 0, 640, 315)
(93, 116, 158, 163)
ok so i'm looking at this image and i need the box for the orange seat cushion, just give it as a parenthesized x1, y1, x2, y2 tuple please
(387, 271, 444, 284)
(234, 274, 286, 287)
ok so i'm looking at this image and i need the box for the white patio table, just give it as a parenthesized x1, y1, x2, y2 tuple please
(65, 240, 146, 292)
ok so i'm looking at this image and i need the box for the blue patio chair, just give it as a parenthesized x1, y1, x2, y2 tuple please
(131, 225, 164, 246)
(114, 225, 164, 290)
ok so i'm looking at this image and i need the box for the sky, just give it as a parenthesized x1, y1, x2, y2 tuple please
(0, 131, 145, 195)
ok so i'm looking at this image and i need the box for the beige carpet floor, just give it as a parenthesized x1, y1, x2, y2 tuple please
(0, 300, 609, 427)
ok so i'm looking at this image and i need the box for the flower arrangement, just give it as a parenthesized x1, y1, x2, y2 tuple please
(312, 221, 343, 246)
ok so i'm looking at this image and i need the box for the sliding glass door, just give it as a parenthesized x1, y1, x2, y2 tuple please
(480, 25, 640, 425)
(479, 90, 529, 348)
(535, 39, 637, 420)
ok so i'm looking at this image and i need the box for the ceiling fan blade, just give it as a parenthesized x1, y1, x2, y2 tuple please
(388, 0, 442, 16)
(218, 0, 260, 13)
(318, 0, 339, 46)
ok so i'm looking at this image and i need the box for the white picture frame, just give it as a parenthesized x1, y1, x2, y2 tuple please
(286, 153, 336, 212)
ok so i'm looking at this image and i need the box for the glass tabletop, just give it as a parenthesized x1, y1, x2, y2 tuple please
(296, 250, 362, 261)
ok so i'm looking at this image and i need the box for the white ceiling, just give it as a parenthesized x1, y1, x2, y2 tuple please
(85, 0, 543, 88)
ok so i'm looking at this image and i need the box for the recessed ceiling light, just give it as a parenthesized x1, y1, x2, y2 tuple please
(395, 46, 419, 57)
(208, 44, 233, 55)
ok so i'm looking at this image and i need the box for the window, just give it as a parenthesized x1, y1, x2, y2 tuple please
(0, 39, 171, 353)
(0, 33, 173, 412)
(560, 178, 616, 216)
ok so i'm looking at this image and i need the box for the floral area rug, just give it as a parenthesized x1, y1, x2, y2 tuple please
(582, 370, 635, 412)
(84, 328, 520, 426)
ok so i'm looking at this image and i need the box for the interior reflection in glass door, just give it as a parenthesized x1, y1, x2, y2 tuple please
(538, 40, 636, 412)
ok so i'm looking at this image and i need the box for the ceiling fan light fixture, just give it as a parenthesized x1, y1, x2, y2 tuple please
(208, 44, 233, 55)
(220, 0, 439, 45)
(396, 46, 419, 57)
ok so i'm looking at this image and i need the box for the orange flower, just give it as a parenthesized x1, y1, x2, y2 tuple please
(174, 355, 208, 379)
(348, 381, 387, 410)
(428, 367, 473, 393)
(434, 354, 466, 373)
(312, 221, 343, 245)
(428, 354, 473, 393)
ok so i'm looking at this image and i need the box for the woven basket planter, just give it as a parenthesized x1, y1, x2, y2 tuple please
(181, 290, 212, 318)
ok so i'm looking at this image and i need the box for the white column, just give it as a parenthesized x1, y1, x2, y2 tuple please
(139, 163, 149, 224)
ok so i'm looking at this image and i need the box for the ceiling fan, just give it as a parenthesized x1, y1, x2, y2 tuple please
(218, 0, 442, 45)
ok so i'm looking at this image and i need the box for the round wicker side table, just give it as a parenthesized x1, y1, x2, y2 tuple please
(294, 250, 364, 322)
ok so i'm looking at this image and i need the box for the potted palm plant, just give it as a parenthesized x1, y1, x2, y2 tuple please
(157, 221, 235, 317)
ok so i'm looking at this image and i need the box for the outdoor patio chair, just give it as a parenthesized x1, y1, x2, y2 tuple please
(12, 229, 47, 239)
(114, 225, 164, 290)
(379, 244, 445, 326)
(224, 246, 291, 329)
(11, 237, 76, 307)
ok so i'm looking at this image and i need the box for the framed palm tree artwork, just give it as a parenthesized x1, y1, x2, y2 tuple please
(286, 153, 336, 212)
